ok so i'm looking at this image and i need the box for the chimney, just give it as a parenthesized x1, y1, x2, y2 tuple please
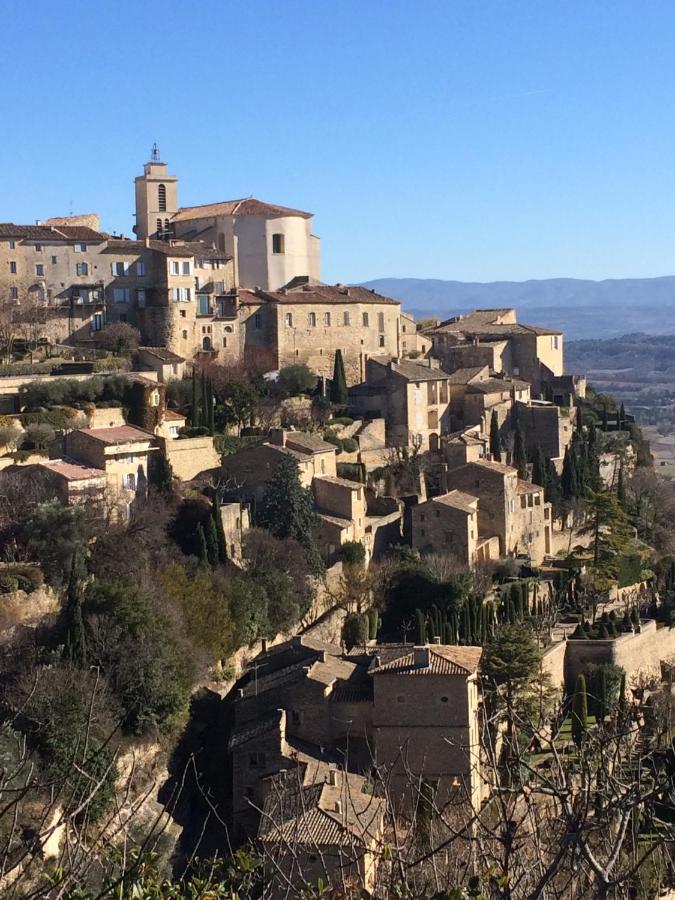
(327, 769, 339, 786)
(261, 639, 268, 653)
(373, 654, 381, 668)
(35, 219, 41, 226)
(269, 428, 287, 447)
(334, 799, 343, 815)
(237, 688, 244, 698)
(414, 646, 430, 669)
(433, 635, 441, 645)
(145, 237, 150, 248)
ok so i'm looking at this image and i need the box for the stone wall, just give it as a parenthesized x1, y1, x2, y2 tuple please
(564, 619, 675, 688)
(159, 435, 220, 481)
(542, 640, 566, 693)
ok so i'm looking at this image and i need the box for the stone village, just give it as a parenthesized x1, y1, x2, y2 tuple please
(1, 149, 672, 894)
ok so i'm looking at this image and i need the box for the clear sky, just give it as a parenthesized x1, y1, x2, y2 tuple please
(3, 0, 675, 284)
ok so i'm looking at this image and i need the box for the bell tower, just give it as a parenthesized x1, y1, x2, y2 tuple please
(134, 144, 179, 240)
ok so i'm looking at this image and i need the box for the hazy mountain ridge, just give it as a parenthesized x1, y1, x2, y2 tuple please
(360, 276, 675, 339)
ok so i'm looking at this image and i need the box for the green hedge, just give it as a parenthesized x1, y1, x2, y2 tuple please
(0, 565, 43, 594)
(0, 361, 61, 377)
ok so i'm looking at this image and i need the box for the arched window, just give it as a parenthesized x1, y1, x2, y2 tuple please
(158, 184, 167, 212)
(308, 312, 316, 327)
(202, 336, 212, 351)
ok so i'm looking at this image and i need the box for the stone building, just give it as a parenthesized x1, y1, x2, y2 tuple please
(463, 376, 531, 432)
(349, 356, 453, 451)
(425, 308, 563, 391)
(259, 763, 385, 896)
(239, 279, 403, 384)
(227, 635, 483, 835)
(515, 399, 574, 463)
(411, 490, 481, 563)
(370, 644, 484, 811)
(133, 149, 320, 292)
(443, 459, 552, 564)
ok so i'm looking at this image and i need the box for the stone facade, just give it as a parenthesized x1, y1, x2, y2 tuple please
(411, 491, 479, 563)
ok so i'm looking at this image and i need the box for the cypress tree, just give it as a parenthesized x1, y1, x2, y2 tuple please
(63, 552, 86, 668)
(602, 405, 608, 431)
(330, 349, 348, 406)
(617, 461, 626, 509)
(207, 378, 215, 434)
(545, 458, 562, 514)
(367, 607, 379, 640)
(571, 674, 589, 747)
(196, 522, 209, 565)
(200, 370, 208, 428)
(205, 515, 219, 567)
(575, 405, 584, 433)
(531, 444, 547, 488)
(619, 672, 627, 710)
(513, 426, 528, 479)
(561, 447, 578, 500)
(619, 402, 626, 429)
(191, 368, 198, 427)
(598, 665, 609, 721)
(489, 410, 502, 463)
(212, 493, 227, 563)
(416, 609, 426, 645)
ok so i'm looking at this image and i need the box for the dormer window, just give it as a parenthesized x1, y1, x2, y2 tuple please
(158, 183, 167, 212)
(272, 233, 285, 254)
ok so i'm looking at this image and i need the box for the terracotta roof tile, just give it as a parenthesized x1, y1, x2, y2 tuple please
(78, 425, 153, 445)
(370, 644, 482, 676)
(172, 197, 312, 222)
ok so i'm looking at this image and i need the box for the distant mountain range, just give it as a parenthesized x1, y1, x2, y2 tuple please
(359, 276, 675, 339)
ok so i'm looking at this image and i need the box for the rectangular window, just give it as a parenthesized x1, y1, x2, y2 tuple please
(378, 311, 385, 331)
(74, 243, 87, 252)
(182, 261, 190, 275)
(362, 312, 369, 327)
(34, 244, 42, 252)
(10, 287, 18, 300)
(9, 261, 16, 274)
(112, 261, 125, 276)
(76, 262, 89, 276)
(136, 288, 146, 308)
(113, 288, 130, 303)
(35, 264, 44, 276)
(343, 311, 350, 326)
(51, 255, 57, 264)
(255, 312, 262, 329)
(324, 312, 331, 326)
(123, 473, 136, 492)
(197, 294, 211, 316)
(8, 240, 15, 249)
(171, 261, 180, 275)
(272, 233, 285, 254)
(379, 334, 385, 347)
(136, 261, 145, 276)
(285, 312, 293, 327)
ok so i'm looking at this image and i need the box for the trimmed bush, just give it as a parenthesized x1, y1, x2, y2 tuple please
(323, 430, 343, 453)
(341, 437, 358, 453)
(0, 574, 19, 593)
(331, 417, 354, 427)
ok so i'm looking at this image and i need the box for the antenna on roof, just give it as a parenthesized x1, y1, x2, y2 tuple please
(151, 142, 161, 162)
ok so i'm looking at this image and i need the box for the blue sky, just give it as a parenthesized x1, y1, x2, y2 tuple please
(3, 0, 675, 283)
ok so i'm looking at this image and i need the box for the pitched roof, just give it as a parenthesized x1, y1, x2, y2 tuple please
(227, 709, 283, 750)
(0, 223, 106, 242)
(516, 479, 542, 495)
(138, 345, 185, 362)
(467, 377, 530, 395)
(446, 366, 489, 385)
(428, 308, 562, 337)
(38, 459, 106, 482)
(471, 458, 517, 475)
(258, 766, 384, 848)
(431, 490, 479, 514)
(248, 283, 399, 307)
(172, 197, 312, 222)
(103, 238, 230, 259)
(77, 425, 154, 445)
(313, 474, 363, 490)
(282, 432, 337, 454)
(163, 409, 186, 421)
(368, 357, 450, 382)
(370, 644, 483, 676)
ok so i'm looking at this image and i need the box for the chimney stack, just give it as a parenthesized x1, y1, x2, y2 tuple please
(414, 646, 430, 669)
(334, 799, 343, 815)
(328, 769, 338, 786)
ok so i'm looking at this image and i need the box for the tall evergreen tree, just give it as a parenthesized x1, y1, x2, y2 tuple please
(63, 552, 87, 668)
(200, 370, 208, 428)
(617, 461, 626, 509)
(575, 404, 584, 433)
(191, 368, 199, 427)
(489, 410, 502, 463)
(619, 401, 626, 429)
(205, 515, 219, 567)
(196, 522, 209, 566)
(212, 492, 228, 563)
(561, 447, 578, 500)
(330, 349, 348, 406)
(207, 378, 215, 434)
(513, 427, 528, 479)
(602, 405, 609, 431)
(571, 673, 589, 747)
(257, 456, 324, 573)
(531, 444, 547, 488)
